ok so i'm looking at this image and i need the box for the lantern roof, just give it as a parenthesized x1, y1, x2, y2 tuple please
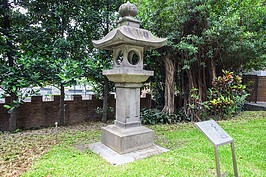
(92, 1, 167, 50)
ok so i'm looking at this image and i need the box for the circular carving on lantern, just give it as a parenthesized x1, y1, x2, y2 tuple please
(128, 50, 140, 65)
(115, 50, 123, 65)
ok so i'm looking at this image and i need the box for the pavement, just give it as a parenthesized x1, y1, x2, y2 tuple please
(89, 142, 169, 165)
(244, 102, 266, 111)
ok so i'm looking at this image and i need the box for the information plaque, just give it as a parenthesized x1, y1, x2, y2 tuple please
(195, 120, 238, 177)
(195, 120, 233, 146)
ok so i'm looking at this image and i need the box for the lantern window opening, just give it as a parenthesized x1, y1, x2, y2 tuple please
(115, 50, 123, 66)
(128, 49, 140, 66)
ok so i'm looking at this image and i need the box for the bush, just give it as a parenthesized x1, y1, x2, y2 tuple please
(187, 87, 205, 122)
(203, 70, 248, 120)
(140, 108, 183, 125)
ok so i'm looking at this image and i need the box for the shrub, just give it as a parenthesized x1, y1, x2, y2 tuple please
(187, 87, 206, 122)
(203, 70, 248, 120)
(140, 108, 182, 125)
(95, 106, 114, 115)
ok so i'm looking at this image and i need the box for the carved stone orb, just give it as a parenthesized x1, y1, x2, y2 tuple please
(118, 1, 138, 17)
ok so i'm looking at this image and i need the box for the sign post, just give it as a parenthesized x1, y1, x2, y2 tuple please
(195, 120, 238, 177)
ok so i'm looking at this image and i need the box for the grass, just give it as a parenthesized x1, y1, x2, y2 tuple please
(1, 111, 265, 177)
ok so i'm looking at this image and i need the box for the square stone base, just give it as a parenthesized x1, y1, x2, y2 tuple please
(89, 142, 168, 165)
(101, 125, 154, 154)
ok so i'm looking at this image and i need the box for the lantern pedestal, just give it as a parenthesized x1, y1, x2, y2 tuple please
(102, 70, 154, 154)
(102, 125, 154, 154)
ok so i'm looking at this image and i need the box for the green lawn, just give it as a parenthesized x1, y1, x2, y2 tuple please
(1, 111, 265, 177)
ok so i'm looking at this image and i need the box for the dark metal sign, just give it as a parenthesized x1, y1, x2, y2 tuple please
(195, 120, 239, 177)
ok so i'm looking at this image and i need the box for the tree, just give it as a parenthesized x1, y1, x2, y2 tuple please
(15, 0, 88, 125)
(80, 0, 124, 123)
(133, 0, 266, 119)
(0, 0, 125, 130)
(19, 0, 124, 124)
(93, 0, 124, 123)
(0, 0, 44, 131)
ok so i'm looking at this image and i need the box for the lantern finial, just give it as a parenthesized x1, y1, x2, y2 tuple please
(118, 1, 138, 17)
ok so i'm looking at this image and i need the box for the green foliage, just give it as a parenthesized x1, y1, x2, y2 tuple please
(204, 70, 249, 119)
(210, 0, 266, 70)
(133, 0, 266, 113)
(13, 128, 22, 133)
(0, 54, 41, 112)
(0, 1, 40, 112)
(19, 1, 94, 87)
(83, 50, 114, 98)
(140, 109, 182, 125)
(95, 106, 114, 115)
(0, 0, 123, 117)
(187, 87, 204, 121)
(142, 50, 165, 108)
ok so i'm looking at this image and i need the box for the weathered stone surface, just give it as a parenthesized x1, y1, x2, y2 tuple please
(89, 142, 168, 165)
(112, 45, 144, 69)
(118, 1, 138, 18)
(101, 125, 154, 154)
(91, 1, 167, 156)
(92, 26, 167, 50)
(103, 68, 153, 83)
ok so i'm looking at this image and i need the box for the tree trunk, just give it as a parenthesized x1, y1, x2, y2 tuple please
(100, 0, 110, 123)
(186, 68, 193, 116)
(102, 76, 108, 123)
(59, 83, 65, 125)
(3, 0, 14, 67)
(188, 68, 194, 91)
(162, 56, 176, 114)
(9, 93, 18, 132)
(210, 57, 216, 80)
(3, 0, 18, 132)
(9, 107, 18, 132)
(202, 66, 207, 101)
(239, 13, 243, 45)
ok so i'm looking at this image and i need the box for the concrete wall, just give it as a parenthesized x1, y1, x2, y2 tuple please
(0, 94, 153, 131)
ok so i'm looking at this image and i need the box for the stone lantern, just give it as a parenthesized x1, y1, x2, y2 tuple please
(92, 1, 167, 155)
